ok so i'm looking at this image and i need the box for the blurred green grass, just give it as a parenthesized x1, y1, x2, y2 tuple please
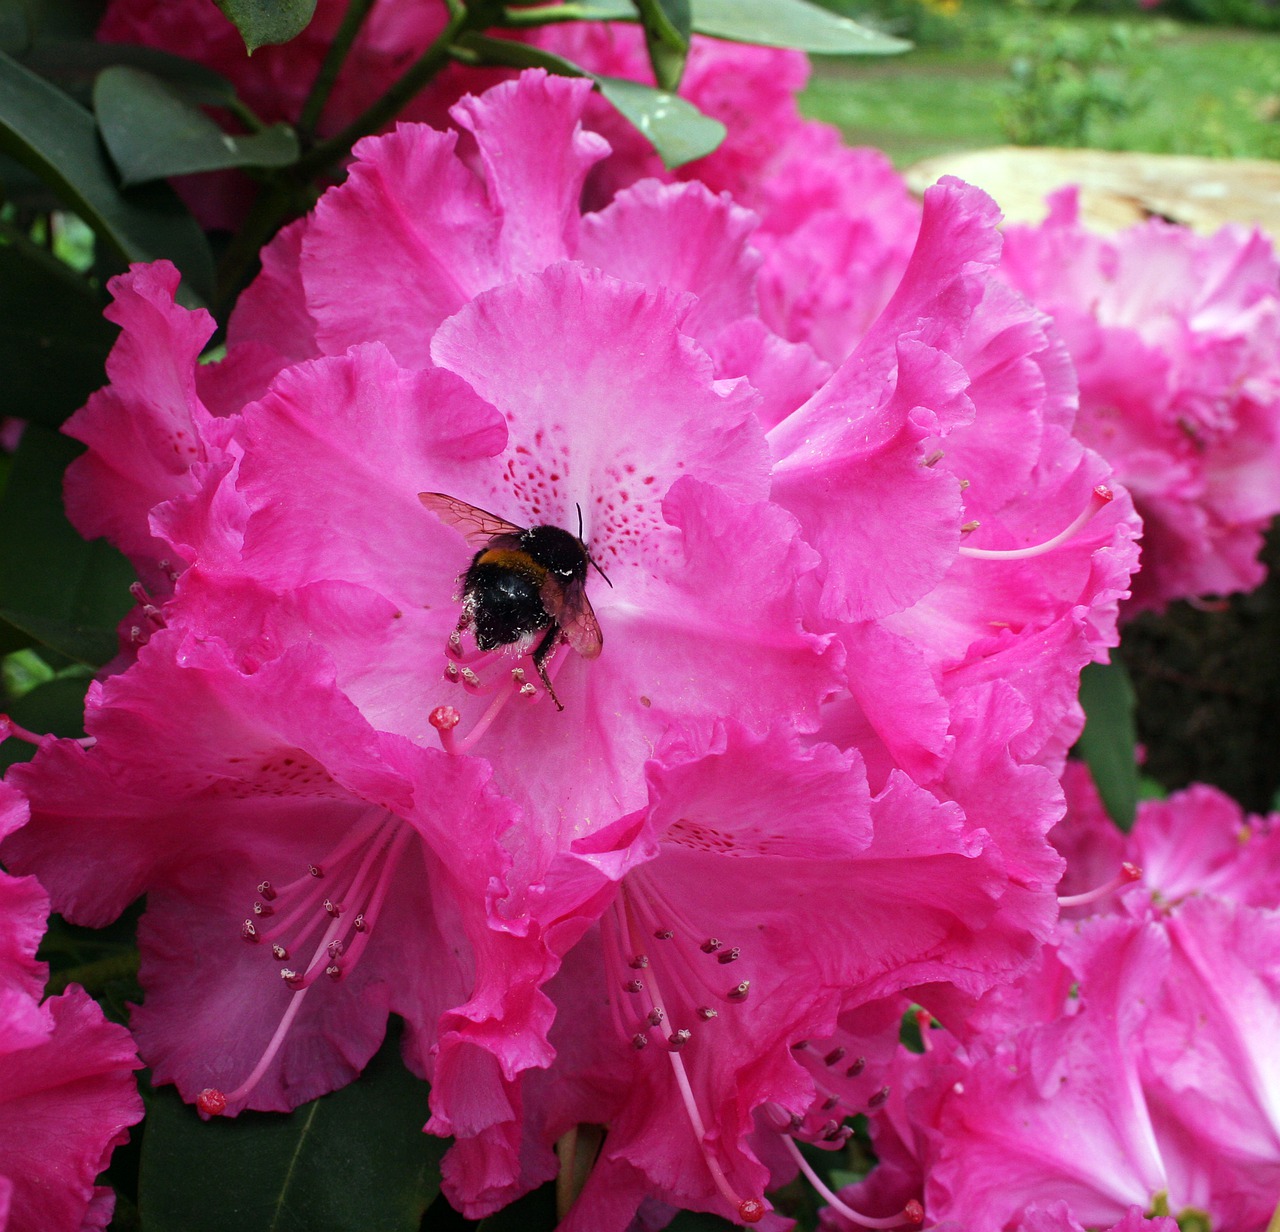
(801, 11, 1280, 165)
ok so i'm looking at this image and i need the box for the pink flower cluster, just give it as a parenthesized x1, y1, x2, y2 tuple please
(1001, 189, 1280, 615)
(0, 776, 142, 1232)
(2, 69, 1140, 1228)
(828, 766, 1280, 1232)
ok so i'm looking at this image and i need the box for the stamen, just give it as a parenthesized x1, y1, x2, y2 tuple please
(1058, 861, 1142, 908)
(781, 1136, 924, 1229)
(432, 651, 560, 756)
(959, 486, 1114, 560)
(601, 888, 766, 1223)
(199, 816, 410, 1115)
(0, 715, 95, 749)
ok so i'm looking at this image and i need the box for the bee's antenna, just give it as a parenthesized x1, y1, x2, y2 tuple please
(577, 502, 613, 588)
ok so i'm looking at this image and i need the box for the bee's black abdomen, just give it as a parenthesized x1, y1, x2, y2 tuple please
(465, 558, 551, 650)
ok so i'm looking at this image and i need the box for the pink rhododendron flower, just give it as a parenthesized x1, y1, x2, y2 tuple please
(0, 777, 143, 1232)
(1001, 188, 1280, 614)
(833, 773, 1280, 1232)
(1055, 760, 1280, 911)
(7, 73, 1139, 1227)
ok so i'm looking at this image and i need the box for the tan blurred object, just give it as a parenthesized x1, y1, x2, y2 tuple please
(904, 146, 1280, 239)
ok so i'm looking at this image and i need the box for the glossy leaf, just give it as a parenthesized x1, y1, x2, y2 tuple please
(633, 0, 690, 91)
(0, 241, 117, 430)
(692, 0, 910, 54)
(214, 0, 319, 52)
(139, 1024, 446, 1232)
(23, 39, 236, 108)
(596, 75, 724, 167)
(0, 426, 135, 668)
(455, 35, 725, 168)
(95, 65, 299, 186)
(1075, 656, 1139, 831)
(0, 49, 214, 303)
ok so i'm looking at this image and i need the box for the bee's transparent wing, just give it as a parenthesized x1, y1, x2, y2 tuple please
(542, 577, 603, 659)
(418, 492, 523, 548)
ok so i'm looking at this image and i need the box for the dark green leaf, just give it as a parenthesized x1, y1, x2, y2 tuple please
(214, 0, 318, 53)
(95, 65, 298, 186)
(0, 240, 117, 429)
(0, 425, 135, 667)
(596, 75, 724, 167)
(139, 1023, 446, 1232)
(0, 674, 89, 773)
(23, 40, 236, 108)
(454, 35, 725, 169)
(633, 0, 689, 91)
(0, 0, 29, 57)
(0, 49, 214, 303)
(477, 1182, 557, 1231)
(1075, 657, 1139, 831)
(692, 0, 910, 54)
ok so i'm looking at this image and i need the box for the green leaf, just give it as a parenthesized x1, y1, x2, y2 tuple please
(692, 0, 910, 54)
(0, 240, 117, 429)
(138, 1023, 446, 1232)
(95, 65, 299, 186)
(1075, 657, 1139, 831)
(0, 0, 29, 57)
(596, 75, 724, 167)
(454, 35, 725, 169)
(0, 674, 89, 773)
(633, 0, 690, 91)
(0, 49, 214, 303)
(0, 425, 136, 667)
(214, 0, 319, 53)
(23, 39, 237, 108)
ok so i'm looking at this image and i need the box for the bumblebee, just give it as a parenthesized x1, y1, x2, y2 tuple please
(418, 492, 608, 710)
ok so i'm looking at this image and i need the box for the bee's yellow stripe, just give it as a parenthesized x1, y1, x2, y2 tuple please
(476, 548, 547, 581)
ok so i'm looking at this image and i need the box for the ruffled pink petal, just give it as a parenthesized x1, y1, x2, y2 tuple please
(0, 783, 47, 1044)
(0, 988, 141, 1232)
(302, 74, 606, 367)
(3, 630, 416, 924)
(577, 178, 761, 343)
(927, 917, 1174, 1228)
(768, 179, 1011, 621)
(1141, 897, 1280, 1219)
(449, 72, 608, 276)
(62, 262, 219, 588)
(233, 342, 505, 604)
(428, 262, 772, 521)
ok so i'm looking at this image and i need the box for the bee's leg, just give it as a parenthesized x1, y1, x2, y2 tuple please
(532, 626, 565, 712)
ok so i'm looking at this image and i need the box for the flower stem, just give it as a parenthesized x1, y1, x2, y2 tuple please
(297, 0, 379, 139)
(293, 0, 479, 180)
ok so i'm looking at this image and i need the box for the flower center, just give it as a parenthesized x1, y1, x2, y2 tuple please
(600, 874, 767, 1224)
(196, 809, 411, 1117)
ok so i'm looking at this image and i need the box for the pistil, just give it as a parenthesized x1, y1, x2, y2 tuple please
(959, 486, 1114, 560)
